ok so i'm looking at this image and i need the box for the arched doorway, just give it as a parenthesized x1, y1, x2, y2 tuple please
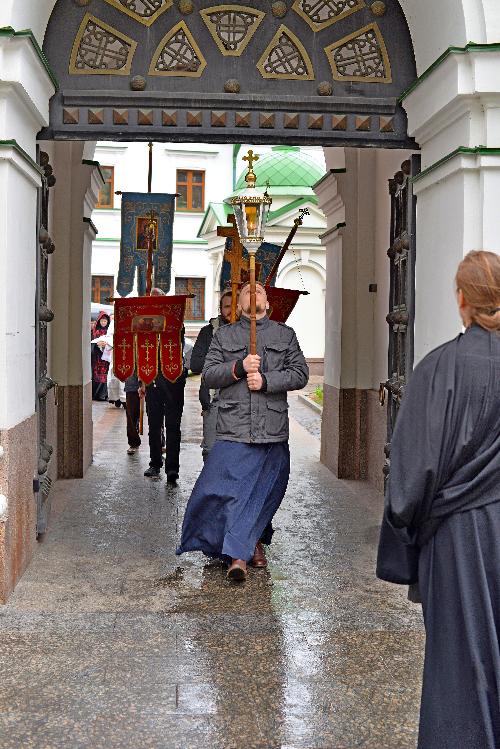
(38, 0, 420, 496)
(2, 0, 500, 603)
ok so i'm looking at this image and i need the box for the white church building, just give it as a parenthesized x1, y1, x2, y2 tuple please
(90, 141, 327, 363)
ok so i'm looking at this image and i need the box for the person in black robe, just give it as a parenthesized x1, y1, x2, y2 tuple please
(377, 250, 500, 749)
(91, 311, 111, 401)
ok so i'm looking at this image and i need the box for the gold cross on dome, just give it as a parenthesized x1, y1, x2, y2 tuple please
(243, 149, 259, 171)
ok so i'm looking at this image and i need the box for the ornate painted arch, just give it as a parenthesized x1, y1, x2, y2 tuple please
(41, 0, 417, 147)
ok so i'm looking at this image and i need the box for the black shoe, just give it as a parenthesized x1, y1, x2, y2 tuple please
(114, 400, 122, 408)
(166, 472, 178, 485)
(144, 466, 161, 478)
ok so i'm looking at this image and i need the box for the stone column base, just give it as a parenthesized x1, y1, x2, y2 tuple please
(321, 384, 386, 491)
(0, 414, 38, 603)
(366, 390, 387, 494)
(57, 382, 92, 479)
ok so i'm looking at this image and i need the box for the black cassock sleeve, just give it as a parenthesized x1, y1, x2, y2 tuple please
(376, 342, 455, 584)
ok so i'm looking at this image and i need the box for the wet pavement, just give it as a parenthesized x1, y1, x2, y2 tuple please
(0, 377, 424, 749)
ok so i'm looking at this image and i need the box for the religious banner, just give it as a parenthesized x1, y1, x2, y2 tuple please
(266, 287, 306, 323)
(117, 192, 176, 297)
(219, 239, 280, 292)
(113, 295, 187, 384)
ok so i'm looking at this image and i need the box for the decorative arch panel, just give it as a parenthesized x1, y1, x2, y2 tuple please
(41, 0, 417, 146)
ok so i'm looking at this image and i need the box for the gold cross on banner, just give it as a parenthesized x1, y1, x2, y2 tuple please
(118, 338, 131, 361)
(141, 337, 155, 362)
(163, 339, 176, 361)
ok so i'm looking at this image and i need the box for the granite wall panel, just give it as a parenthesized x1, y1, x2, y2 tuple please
(0, 415, 38, 603)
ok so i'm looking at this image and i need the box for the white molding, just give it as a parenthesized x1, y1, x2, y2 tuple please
(164, 148, 219, 159)
(82, 162, 105, 218)
(413, 150, 500, 195)
(313, 172, 345, 228)
(403, 48, 500, 164)
(0, 35, 55, 129)
(0, 144, 42, 187)
(95, 144, 128, 156)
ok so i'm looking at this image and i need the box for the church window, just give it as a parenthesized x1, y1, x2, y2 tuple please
(175, 277, 205, 320)
(97, 166, 115, 208)
(92, 275, 114, 304)
(176, 170, 205, 212)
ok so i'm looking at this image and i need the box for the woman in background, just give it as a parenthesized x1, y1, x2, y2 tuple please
(377, 250, 500, 749)
(91, 311, 111, 401)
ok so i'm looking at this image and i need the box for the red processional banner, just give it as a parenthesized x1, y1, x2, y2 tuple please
(265, 287, 307, 323)
(113, 295, 188, 385)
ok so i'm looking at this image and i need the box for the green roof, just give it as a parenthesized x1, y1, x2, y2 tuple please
(268, 195, 318, 223)
(235, 146, 324, 191)
(197, 201, 231, 237)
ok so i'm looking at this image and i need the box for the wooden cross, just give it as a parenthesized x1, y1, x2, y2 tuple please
(217, 214, 249, 323)
(145, 209, 157, 296)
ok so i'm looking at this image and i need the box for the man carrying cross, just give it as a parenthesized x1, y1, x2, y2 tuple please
(176, 281, 308, 580)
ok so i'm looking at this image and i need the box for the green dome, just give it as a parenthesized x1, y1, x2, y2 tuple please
(235, 146, 323, 191)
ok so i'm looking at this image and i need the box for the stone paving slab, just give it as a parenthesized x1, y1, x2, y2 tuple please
(0, 381, 424, 749)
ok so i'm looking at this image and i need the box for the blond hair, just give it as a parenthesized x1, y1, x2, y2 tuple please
(456, 250, 500, 332)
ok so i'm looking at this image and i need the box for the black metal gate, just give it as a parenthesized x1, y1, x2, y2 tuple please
(35, 150, 57, 536)
(380, 153, 420, 481)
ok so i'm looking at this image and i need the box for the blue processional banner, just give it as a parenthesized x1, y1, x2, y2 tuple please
(117, 192, 176, 297)
(219, 239, 280, 292)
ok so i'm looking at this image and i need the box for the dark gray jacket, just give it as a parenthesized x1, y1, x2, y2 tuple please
(202, 315, 308, 443)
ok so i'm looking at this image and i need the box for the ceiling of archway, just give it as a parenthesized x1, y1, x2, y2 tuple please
(40, 0, 417, 146)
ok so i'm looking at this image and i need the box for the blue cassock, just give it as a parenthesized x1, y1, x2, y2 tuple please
(176, 440, 290, 563)
(377, 324, 500, 749)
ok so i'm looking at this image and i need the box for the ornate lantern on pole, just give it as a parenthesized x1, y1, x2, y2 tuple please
(227, 150, 272, 354)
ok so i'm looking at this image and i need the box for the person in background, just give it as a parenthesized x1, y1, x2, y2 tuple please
(143, 288, 186, 485)
(376, 250, 500, 749)
(91, 311, 111, 401)
(190, 289, 233, 460)
(125, 373, 141, 455)
(100, 317, 126, 409)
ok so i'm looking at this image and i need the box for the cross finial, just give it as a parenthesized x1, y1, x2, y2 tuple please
(243, 149, 259, 171)
(242, 149, 259, 188)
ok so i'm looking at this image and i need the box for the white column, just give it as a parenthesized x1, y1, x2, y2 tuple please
(402, 46, 500, 362)
(0, 32, 55, 429)
(0, 29, 56, 601)
(314, 170, 345, 392)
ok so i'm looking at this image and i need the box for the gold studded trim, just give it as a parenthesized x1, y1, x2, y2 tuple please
(324, 22, 392, 84)
(69, 13, 138, 76)
(292, 0, 366, 32)
(256, 24, 315, 81)
(148, 21, 207, 77)
(103, 0, 173, 27)
(200, 5, 265, 57)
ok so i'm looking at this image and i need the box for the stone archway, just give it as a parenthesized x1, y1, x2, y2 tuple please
(1, 0, 500, 603)
(41, 0, 417, 148)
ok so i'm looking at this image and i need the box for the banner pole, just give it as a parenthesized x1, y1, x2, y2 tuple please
(140, 142, 154, 435)
(148, 141, 153, 194)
